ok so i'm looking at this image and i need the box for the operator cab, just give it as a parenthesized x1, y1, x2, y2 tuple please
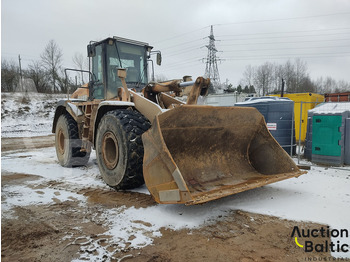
(87, 36, 153, 99)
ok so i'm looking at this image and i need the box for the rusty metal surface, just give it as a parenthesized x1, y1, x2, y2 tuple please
(101, 131, 119, 170)
(158, 93, 184, 109)
(142, 105, 304, 205)
(186, 77, 210, 105)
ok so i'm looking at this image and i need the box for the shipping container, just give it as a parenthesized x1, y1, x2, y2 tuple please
(325, 92, 350, 102)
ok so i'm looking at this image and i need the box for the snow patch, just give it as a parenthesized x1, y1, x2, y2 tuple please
(1, 145, 350, 259)
(1, 92, 67, 137)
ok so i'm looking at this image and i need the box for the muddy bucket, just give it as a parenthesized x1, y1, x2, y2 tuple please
(142, 105, 303, 205)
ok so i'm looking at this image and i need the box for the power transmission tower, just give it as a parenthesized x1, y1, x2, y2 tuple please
(204, 25, 222, 93)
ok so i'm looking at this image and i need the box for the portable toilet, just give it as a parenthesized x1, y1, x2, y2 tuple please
(304, 102, 350, 166)
(235, 97, 295, 154)
(270, 93, 324, 143)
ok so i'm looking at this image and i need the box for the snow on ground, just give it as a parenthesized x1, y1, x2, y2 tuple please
(1, 92, 67, 137)
(1, 146, 350, 259)
(1, 92, 350, 259)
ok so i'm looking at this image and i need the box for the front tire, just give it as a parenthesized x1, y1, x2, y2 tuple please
(55, 114, 90, 167)
(96, 109, 151, 190)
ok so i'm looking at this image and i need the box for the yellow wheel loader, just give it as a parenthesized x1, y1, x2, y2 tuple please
(52, 36, 304, 205)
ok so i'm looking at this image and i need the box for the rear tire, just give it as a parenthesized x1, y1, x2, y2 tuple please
(96, 109, 151, 190)
(55, 114, 90, 167)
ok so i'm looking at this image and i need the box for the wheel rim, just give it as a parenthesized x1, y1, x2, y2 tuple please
(102, 131, 119, 170)
(58, 128, 65, 155)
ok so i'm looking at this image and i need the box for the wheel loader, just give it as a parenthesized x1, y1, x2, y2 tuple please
(52, 36, 304, 205)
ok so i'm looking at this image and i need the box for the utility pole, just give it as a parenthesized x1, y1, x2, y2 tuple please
(203, 25, 222, 93)
(18, 54, 24, 91)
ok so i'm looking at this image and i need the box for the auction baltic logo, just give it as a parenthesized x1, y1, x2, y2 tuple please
(291, 226, 349, 253)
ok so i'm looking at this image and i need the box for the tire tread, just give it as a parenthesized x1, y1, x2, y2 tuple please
(101, 109, 150, 190)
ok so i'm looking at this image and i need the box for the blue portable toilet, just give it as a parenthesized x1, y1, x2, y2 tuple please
(235, 97, 295, 154)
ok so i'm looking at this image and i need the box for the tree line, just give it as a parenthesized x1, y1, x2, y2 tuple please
(238, 59, 350, 96)
(2, 40, 349, 95)
(1, 39, 87, 93)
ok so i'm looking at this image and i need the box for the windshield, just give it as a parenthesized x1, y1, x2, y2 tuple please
(106, 41, 148, 96)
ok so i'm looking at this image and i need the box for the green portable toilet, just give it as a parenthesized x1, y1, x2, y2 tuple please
(312, 115, 342, 156)
(306, 102, 350, 166)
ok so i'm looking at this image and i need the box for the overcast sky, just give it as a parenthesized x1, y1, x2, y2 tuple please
(2, 0, 350, 85)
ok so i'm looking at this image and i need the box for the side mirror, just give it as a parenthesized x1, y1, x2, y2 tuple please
(156, 53, 162, 66)
(87, 44, 96, 57)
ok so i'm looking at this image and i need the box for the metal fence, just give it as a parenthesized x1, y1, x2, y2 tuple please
(293, 101, 322, 163)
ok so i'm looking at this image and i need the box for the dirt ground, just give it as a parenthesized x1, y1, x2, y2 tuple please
(1, 136, 333, 262)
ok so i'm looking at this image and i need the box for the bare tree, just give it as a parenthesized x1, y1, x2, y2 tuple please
(242, 65, 255, 87)
(27, 60, 48, 93)
(240, 59, 348, 95)
(1, 59, 19, 92)
(254, 62, 274, 96)
(57, 67, 70, 93)
(282, 60, 295, 93)
(313, 76, 350, 93)
(314, 77, 324, 93)
(300, 76, 316, 92)
(324, 77, 338, 93)
(40, 39, 63, 93)
(272, 63, 284, 93)
(294, 58, 308, 92)
(337, 80, 350, 92)
(72, 52, 88, 85)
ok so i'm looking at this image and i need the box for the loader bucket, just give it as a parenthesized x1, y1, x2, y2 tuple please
(142, 105, 304, 205)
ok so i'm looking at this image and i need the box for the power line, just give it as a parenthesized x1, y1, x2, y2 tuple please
(163, 52, 350, 71)
(158, 29, 350, 53)
(216, 27, 350, 38)
(163, 57, 203, 69)
(222, 45, 350, 53)
(223, 54, 350, 62)
(225, 51, 350, 60)
(158, 38, 205, 51)
(161, 33, 350, 57)
(159, 24, 350, 79)
(217, 38, 350, 46)
(165, 46, 204, 57)
(213, 12, 350, 27)
(157, 26, 350, 68)
(163, 50, 350, 71)
(218, 32, 350, 42)
(153, 26, 210, 44)
(163, 62, 202, 71)
(154, 12, 350, 46)
(161, 60, 204, 73)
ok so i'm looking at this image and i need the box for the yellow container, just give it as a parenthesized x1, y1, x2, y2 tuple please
(270, 93, 324, 142)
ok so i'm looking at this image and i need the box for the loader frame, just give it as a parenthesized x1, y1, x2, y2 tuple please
(52, 76, 210, 152)
(53, 36, 304, 205)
